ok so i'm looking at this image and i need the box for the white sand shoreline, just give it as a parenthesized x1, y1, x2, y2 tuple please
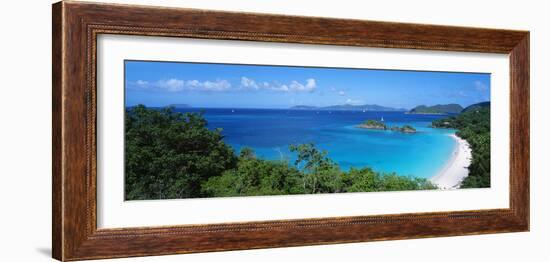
(430, 133, 472, 189)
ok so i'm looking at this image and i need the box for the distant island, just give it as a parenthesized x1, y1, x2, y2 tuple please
(291, 104, 407, 112)
(461, 101, 490, 113)
(357, 120, 416, 133)
(407, 103, 463, 115)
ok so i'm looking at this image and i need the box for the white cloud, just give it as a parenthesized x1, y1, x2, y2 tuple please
(185, 80, 201, 88)
(474, 81, 488, 91)
(136, 80, 149, 86)
(305, 79, 317, 91)
(157, 78, 185, 92)
(289, 78, 316, 92)
(271, 84, 290, 92)
(130, 77, 316, 93)
(188, 80, 231, 91)
(330, 87, 346, 96)
(128, 78, 231, 92)
(344, 98, 363, 105)
(240, 77, 259, 90)
(127, 80, 150, 90)
(240, 77, 317, 93)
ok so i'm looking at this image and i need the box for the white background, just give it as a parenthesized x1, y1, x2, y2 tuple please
(98, 35, 509, 228)
(0, 0, 546, 261)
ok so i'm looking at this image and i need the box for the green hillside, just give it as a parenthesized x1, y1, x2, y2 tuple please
(408, 104, 463, 114)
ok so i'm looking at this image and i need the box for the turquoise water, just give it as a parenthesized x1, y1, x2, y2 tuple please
(175, 108, 457, 179)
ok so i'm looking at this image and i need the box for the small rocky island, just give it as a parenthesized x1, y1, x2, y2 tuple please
(357, 120, 416, 133)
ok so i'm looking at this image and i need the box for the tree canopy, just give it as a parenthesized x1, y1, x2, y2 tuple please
(125, 105, 236, 200)
(432, 107, 490, 188)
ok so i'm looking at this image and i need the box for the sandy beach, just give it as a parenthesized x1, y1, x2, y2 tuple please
(430, 133, 472, 189)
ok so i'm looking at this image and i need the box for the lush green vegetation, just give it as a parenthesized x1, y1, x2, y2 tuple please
(461, 101, 490, 113)
(125, 105, 436, 200)
(432, 103, 490, 188)
(359, 119, 387, 129)
(358, 120, 416, 133)
(399, 125, 416, 133)
(408, 103, 463, 114)
(125, 105, 237, 200)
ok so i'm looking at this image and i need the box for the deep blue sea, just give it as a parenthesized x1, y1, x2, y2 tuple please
(172, 108, 457, 179)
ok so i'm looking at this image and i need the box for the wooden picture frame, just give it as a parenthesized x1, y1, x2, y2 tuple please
(52, 1, 529, 261)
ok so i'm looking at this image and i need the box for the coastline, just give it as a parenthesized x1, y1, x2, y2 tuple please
(430, 133, 472, 189)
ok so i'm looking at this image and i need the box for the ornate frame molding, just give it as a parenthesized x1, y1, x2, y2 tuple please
(53, 1, 529, 261)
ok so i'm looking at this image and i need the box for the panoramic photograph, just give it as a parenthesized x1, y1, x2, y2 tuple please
(124, 60, 491, 200)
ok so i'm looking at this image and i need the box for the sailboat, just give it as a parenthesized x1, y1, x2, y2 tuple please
(381, 116, 384, 122)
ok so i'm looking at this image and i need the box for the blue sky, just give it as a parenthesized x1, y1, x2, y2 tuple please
(125, 60, 490, 109)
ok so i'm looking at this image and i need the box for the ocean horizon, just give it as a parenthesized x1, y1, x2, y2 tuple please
(145, 107, 457, 179)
